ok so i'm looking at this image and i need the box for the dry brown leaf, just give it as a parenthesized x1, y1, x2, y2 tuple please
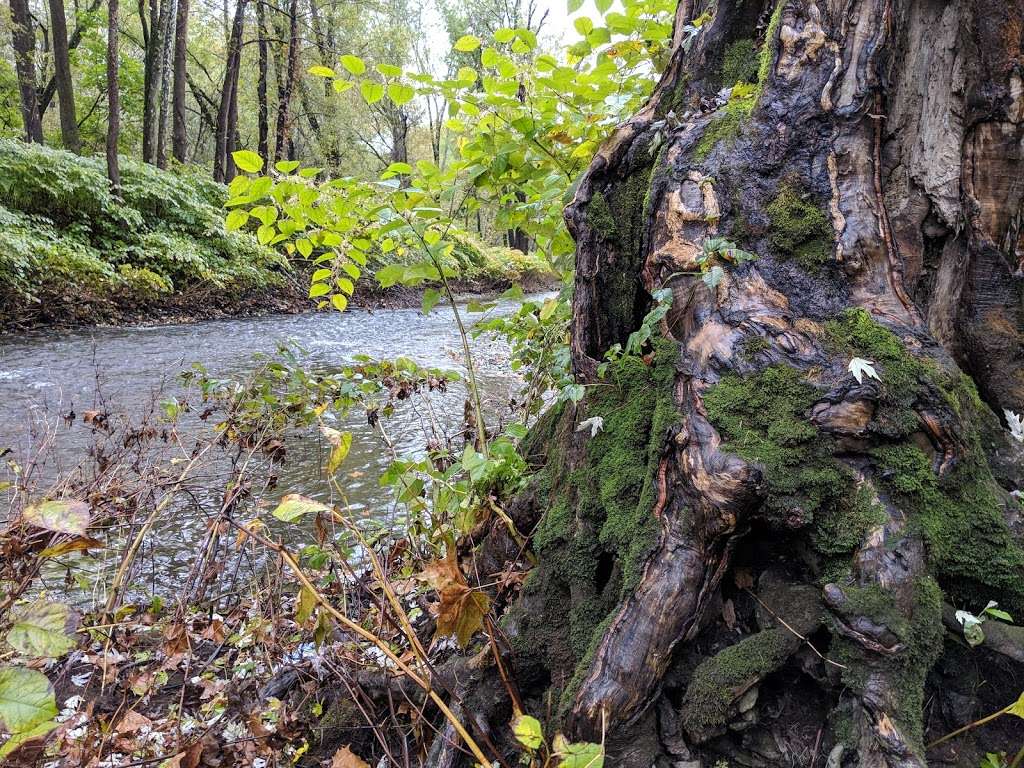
(418, 550, 490, 648)
(331, 745, 370, 767)
(115, 709, 152, 734)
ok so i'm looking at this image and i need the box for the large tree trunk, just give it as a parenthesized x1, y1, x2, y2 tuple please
(156, 0, 175, 167)
(106, 0, 120, 190)
(461, 2, 1024, 767)
(273, 0, 299, 163)
(212, 0, 246, 181)
(8, 0, 44, 143)
(48, 0, 81, 151)
(255, 0, 270, 161)
(171, 0, 189, 162)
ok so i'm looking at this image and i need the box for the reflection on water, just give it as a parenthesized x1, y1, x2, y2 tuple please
(0, 295, 546, 597)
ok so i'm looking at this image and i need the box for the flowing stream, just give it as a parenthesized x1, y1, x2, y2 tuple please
(0, 295, 545, 598)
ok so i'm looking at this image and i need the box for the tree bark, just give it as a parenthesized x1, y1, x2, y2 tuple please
(273, 0, 299, 162)
(141, 0, 160, 162)
(171, 0, 189, 162)
(458, 2, 1024, 767)
(213, 0, 246, 181)
(106, 0, 121, 189)
(8, 0, 44, 143)
(255, 0, 270, 161)
(47, 0, 81, 151)
(156, 0, 175, 167)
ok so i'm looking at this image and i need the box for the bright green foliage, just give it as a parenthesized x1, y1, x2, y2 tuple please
(6, 601, 76, 658)
(0, 141, 286, 313)
(0, 667, 58, 744)
(765, 185, 833, 269)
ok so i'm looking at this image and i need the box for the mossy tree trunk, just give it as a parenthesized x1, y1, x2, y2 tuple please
(470, 2, 1024, 766)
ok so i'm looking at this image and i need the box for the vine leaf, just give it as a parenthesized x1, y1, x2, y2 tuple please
(6, 601, 77, 658)
(0, 667, 58, 736)
(848, 357, 880, 385)
(512, 714, 544, 750)
(418, 551, 490, 648)
(272, 494, 330, 523)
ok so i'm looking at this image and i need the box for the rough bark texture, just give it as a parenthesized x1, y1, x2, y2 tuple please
(171, 0, 189, 163)
(9, 0, 43, 143)
(460, 2, 1024, 767)
(48, 0, 81, 152)
(212, 0, 246, 181)
(106, 0, 121, 189)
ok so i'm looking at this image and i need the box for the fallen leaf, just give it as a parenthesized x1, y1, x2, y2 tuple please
(575, 416, 604, 438)
(847, 357, 880, 385)
(115, 709, 151, 734)
(418, 550, 491, 648)
(331, 745, 370, 767)
(23, 499, 90, 536)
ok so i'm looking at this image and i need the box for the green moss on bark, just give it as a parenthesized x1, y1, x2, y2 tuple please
(721, 39, 759, 85)
(513, 339, 681, 717)
(681, 628, 796, 734)
(765, 186, 833, 269)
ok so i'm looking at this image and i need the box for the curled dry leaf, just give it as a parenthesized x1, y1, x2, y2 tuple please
(418, 550, 491, 648)
(331, 745, 370, 767)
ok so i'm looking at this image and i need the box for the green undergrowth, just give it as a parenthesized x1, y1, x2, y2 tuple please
(765, 185, 833, 269)
(0, 140, 288, 312)
(514, 337, 680, 716)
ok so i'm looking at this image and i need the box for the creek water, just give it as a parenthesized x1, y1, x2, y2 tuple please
(0, 295, 545, 598)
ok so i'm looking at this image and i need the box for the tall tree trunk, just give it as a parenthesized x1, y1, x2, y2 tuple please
(273, 0, 299, 162)
(141, 0, 159, 162)
(8, 0, 43, 143)
(37, 0, 103, 119)
(171, 0, 189, 162)
(213, 0, 246, 181)
(156, 0, 175, 167)
(106, 0, 120, 189)
(255, 0, 269, 161)
(47, 0, 80, 151)
(456, 2, 1024, 767)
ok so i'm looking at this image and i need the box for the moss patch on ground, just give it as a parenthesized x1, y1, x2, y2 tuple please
(765, 185, 834, 269)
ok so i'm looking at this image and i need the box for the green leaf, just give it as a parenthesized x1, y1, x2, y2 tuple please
(376, 63, 403, 77)
(307, 65, 335, 78)
(376, 264, 406, 288)
(494, 28, 515, 43)
(360, 80, 385, 104)
(385, 162, 413, 175)
(272, 494, 330, 523)
(232, 150, 264, 173)
(0, 667, 57, 734)
(225, 209, 249, 231)
(331, 293, 348, 312)
(0, 716, 57, 759)
(322, 427, 352, 474)
(275, 159, 300, 173)
(574, 17, 594, 35)
(297, 238, 314, 257)
(1006, 690, 1024, 719)
(309, 282, 331, 298)
(387, 82, 415, 106)
(595, 0, 612, 13)
(557, 740, 604, 768)
(23, 500, 89, 536)
(511, 714, 543, 750)
(339, 55, 365, 75)
(567, 0, 584, 11)
(421, 288, 441, 314)
(312, 268, 332, 282)
(6, 601, 77, 658)
(454, 34, 481, 52)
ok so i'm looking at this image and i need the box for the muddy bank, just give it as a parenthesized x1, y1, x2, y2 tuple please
(0, 270, 558, 333)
